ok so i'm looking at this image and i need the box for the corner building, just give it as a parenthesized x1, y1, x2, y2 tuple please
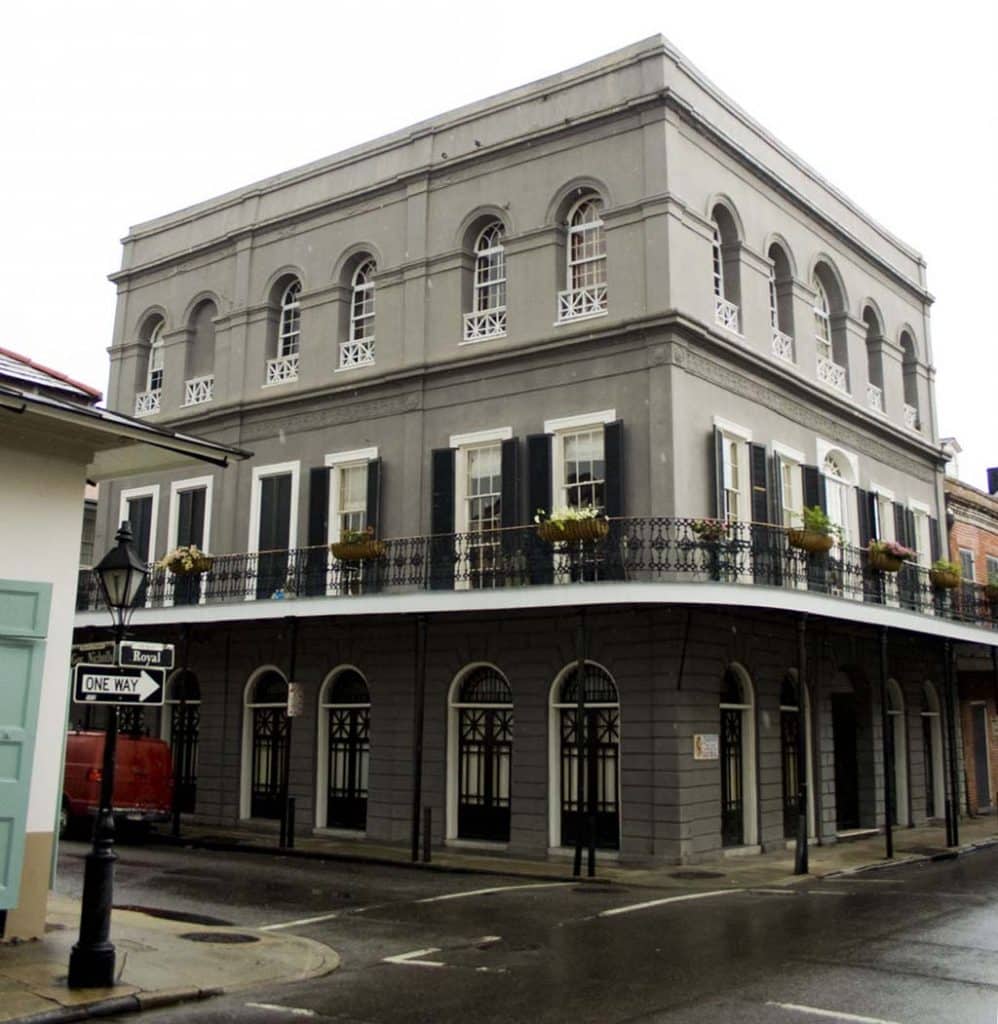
(77, 37, 997, 864)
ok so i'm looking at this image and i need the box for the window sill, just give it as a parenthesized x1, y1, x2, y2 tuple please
(335, 361, 375, 373)
(262, 377, 298, 388)
(553, 309, 608, 328)
(459, 332, 507, 346)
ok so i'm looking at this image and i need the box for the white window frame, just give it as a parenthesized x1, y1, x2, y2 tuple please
(165, 475, 214, 607)
(323, 447, 378, 595)
(813, 278, 832, 359)
(473, 223, 506, 314)
(714, 417, 752, 524)
(246, 461, 300, 600)
(240, 666, 288, 820)
(557, 196, 608, 324)
(278, 280, 302, 358)
(909, 499, 932, 569)
(959, 547, 975, 583)
(118, 484, 160, 566)
(772, 442, 805, 530)
(349, 259, 376, 343)
(147, 320, 165, 392)
(545, 410, 615, 513)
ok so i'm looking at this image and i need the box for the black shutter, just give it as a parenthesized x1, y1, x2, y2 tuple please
(366, 457, 382, 537)
(929, 516, 941, 564)
(602, 421, 625, 581)
(893, 503, 908, 547)
(527, 433, 553, 585)
(802, 465, 825, 512)
(429, 448, 455, 590)
(905, 509, 916, 550)
(749, 443, 771, 584)
(304, 467, 330, 596)
(500, 439, 519, 528)
(603, 420, 624, 518)
(713, 427, 726, 518)
(856, 488, 873, 546)
(177, 488, 205, 549)
(769, 454, 784, 527)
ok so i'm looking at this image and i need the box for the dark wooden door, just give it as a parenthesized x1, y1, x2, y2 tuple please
(560, 707, 619, 850)
(170, 702, 200, 813)
(458, 707, 512, 841)
(832, 694, 860, 830)
(256, 475, 291, 598)
(251, 707, 288, 819)
(175, 488, 206, 606)
(721, 707, 744, 846)
(780, 709, 800, 839)
(326, 706, 370, 830)
(972, 705, 991, 809)
(127, 494, 153, 604)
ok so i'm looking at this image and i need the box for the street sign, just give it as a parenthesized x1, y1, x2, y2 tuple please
(71, 641, 117, 668)
(118, 641, 175, 670)
(73, 664, 165, 706)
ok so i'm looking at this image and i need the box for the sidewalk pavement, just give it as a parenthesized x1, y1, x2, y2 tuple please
(2, 814, 995, 1023)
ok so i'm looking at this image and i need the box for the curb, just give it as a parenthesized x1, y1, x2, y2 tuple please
(17, 986, 219, 1024)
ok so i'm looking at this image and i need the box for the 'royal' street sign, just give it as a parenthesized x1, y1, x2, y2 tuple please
(73, 664, 165, 706)
(117, 641, 175, 671)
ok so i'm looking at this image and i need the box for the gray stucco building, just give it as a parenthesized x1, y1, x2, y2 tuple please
(76, 37, 997, 865)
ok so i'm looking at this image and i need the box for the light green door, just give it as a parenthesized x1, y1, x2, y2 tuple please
(0, 580, 50, 911)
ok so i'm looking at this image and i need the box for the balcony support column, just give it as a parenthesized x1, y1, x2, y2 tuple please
(794, 616, 809, 874)
(410, 615, 428, 863)
(943, 638, 960, 847)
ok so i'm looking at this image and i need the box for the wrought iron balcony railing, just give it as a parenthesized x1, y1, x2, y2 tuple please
(75, 519, 997, 631)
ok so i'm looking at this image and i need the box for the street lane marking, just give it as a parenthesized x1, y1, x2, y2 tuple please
(766, 1001, 903, 1024)
(415, 882, 572, 904)
(259, 904, 380, 931)
(383, 947, 446, 967)
(245, 1004, 316, 1017)
(599, 889, 737, 917)
(748, 888, 797, 896)
(808, 890, 850, 896)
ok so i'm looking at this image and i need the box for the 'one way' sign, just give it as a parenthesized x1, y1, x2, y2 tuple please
(73, 664, 165, 706)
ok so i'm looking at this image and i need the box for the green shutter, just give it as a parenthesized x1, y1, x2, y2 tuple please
(0, 580, 50, 911)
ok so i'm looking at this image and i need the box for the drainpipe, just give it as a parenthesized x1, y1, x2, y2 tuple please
(171, 623, 192, 838)
(794, 616, 809, 875)
(879, 627, 894, 859)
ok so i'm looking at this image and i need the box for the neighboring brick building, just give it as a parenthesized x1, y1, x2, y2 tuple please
(947, 473, 998, 814)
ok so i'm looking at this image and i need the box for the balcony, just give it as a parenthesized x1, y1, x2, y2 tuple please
(866, 383, 884, 414)
(463, 307, 507, 342)
(339, 338, 375, 369)
(904, 403, 919, 430)
(134, 389, 161, 417)
(771, 330, 793, 363)
(265, 354, 299, 385)
(817, 355, 848, 394)
(714, 296, 740, 333)
(75, 519, 996, 633)
(184, 374, 214, 406)
(557, 285, 607, 323)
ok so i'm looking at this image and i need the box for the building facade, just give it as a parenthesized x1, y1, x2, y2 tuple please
(76, 37, 997, 865)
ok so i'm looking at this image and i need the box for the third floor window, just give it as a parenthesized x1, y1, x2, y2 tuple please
(279, 280, 302, 357)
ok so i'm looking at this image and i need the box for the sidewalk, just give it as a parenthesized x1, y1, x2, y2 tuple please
(3, 816, 995, 1023)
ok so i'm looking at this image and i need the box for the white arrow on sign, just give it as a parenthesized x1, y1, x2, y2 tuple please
(134, 670, 160, 702)
(78, 669, 161, 702)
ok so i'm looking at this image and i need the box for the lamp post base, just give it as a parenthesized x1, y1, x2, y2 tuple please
(68, 940, 116, 989)
(67, 838, 118, 988)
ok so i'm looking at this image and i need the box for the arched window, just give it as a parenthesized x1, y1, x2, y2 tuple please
(267, 279, 301, 385)
(549, 662, 620, 850)
(317, 669, 370, 831)
(162, 670, 200, 813)
(886, 679, 909, 826)
(342, 259, 376, 368)
(920, 682, 944, 821)
(720, 665, 756, 847)
(136, 318, 165, 416)
(558, 195, 607, 322)
(822, 451, 854, 545)
(710, 205, 741, 332)
(900, 331, 919, 431)
(463, 222, 507, 341)
(812, 265, 848, 393)
(241, 669, 289, 820)
(768, 243, 794, 361)
(447, 665, 513, 842)
(863, 307, 885, 413)
(185, 299, 216, 406)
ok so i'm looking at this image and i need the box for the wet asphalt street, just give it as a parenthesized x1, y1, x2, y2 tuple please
(56, 839, 998, 1023)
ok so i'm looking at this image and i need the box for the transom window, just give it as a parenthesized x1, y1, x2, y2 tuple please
(813, 278, 832, 359)
(567, 198, 606, 290)
(474, 223, 506, 312)
(562, 428, 605, 510)
(278, 280, 302, 357)
(350, 260, 376, 341)
(147, 320, 165, 392)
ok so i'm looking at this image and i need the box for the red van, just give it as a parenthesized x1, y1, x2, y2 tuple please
(61, 730, 174, 837)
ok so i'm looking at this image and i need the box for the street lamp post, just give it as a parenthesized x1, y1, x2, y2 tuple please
(68, 522, 148, 989)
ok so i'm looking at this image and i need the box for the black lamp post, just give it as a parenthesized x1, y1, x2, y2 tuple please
(68, 521, 148, 989)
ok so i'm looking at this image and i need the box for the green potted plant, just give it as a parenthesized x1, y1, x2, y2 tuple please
(787, 506, 838, 554)
(929, 559, 962, 590)
(330, 525, 386, 562)
(690, 518, 731, 544)
(157, 544, 213, 575)
(867, 539, 916, 573)
(535, 505, 609, 544)
(986, 572, 998, 602)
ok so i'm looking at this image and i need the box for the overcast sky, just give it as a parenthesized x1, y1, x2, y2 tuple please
(2, 1, 994, 487)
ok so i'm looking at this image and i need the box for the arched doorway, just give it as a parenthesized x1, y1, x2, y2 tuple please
(920, 682, 945, 820)
(886, 679, 909, 826)
(549, 662, 620, 850)
(162, 669, 200, 814)
(720, 664, 757, 847)
(316, 668, 370, 831)
(447, 665, 513, 842)
(241, 668, 289, 820)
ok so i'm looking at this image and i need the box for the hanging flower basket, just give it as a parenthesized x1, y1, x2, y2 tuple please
(690, 519, 731, 544)
(158, 546, 213, 575)
(929, 568, 961, 591)
(330, 539, 386, 562)
(787, 529, 834, 554)
(537, 517, 609, 544)
(868, 550, 904, 573)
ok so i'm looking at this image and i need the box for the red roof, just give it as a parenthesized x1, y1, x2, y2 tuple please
(0, 346, 102, 401)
